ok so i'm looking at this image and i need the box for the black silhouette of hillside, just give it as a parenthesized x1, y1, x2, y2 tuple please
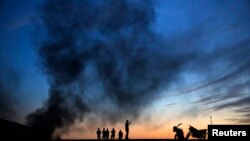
(0, 118, 49, 140)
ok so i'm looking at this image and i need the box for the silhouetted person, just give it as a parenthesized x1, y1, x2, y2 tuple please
(118, 130, 123, 140)
(102, 128, 106, 140)
(97, 128, 101, 140)
(125, 120, 131, 140)
(111, 128, 115, 140)
(173, 126, 184, 141)
(106, 128, 110, 140)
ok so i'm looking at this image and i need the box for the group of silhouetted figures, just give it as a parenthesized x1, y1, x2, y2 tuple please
(97, 120, 131, 140)
(96, 128, 122, 140)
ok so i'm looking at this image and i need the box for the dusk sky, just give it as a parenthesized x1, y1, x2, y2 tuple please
(0, 0, 250, 139)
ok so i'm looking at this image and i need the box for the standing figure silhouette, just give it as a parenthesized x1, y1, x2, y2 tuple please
(111, 128, 115, 140)
(102, 128, 106, 140)
(106, 128, 109, 140)
(118, 130, 123, 140)
(125, 120, 131, 140)
(96, 128, 101, 140)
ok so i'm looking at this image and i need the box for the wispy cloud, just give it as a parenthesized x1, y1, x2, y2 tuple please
(163, 103, 176, 107)
(174, 38, 250, 123)
(213, 97, 250, 111)
(226, 118, 250, 124)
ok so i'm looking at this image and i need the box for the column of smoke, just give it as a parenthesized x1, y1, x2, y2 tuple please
(26, 0, 187, 138)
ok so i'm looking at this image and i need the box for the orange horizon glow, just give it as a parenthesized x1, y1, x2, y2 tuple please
(61, 111, 236, 139)
(60, 92, 241, 139)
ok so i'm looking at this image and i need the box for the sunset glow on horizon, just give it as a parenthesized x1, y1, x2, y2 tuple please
(61, 93, 241, 139)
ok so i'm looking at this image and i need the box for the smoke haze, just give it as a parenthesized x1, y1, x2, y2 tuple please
(26, 0, 190, 138)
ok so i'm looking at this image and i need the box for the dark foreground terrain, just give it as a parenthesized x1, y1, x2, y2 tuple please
(55, 139, 207, 141)
(0, 119, 206, 141)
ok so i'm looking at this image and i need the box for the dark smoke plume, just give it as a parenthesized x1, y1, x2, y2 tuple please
(27, 0, 189, 138)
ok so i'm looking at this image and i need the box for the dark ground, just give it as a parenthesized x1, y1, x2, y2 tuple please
(58, 139, 205, 141)
(57, 139, 207, 141)
(0, 119, 207, 141)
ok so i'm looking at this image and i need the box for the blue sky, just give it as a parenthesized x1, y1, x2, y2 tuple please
(0, 0, 48, 122)
(0, 0, 250, 139)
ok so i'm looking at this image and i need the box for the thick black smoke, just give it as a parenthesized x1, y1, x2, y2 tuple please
(26, 0, 189, 138)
